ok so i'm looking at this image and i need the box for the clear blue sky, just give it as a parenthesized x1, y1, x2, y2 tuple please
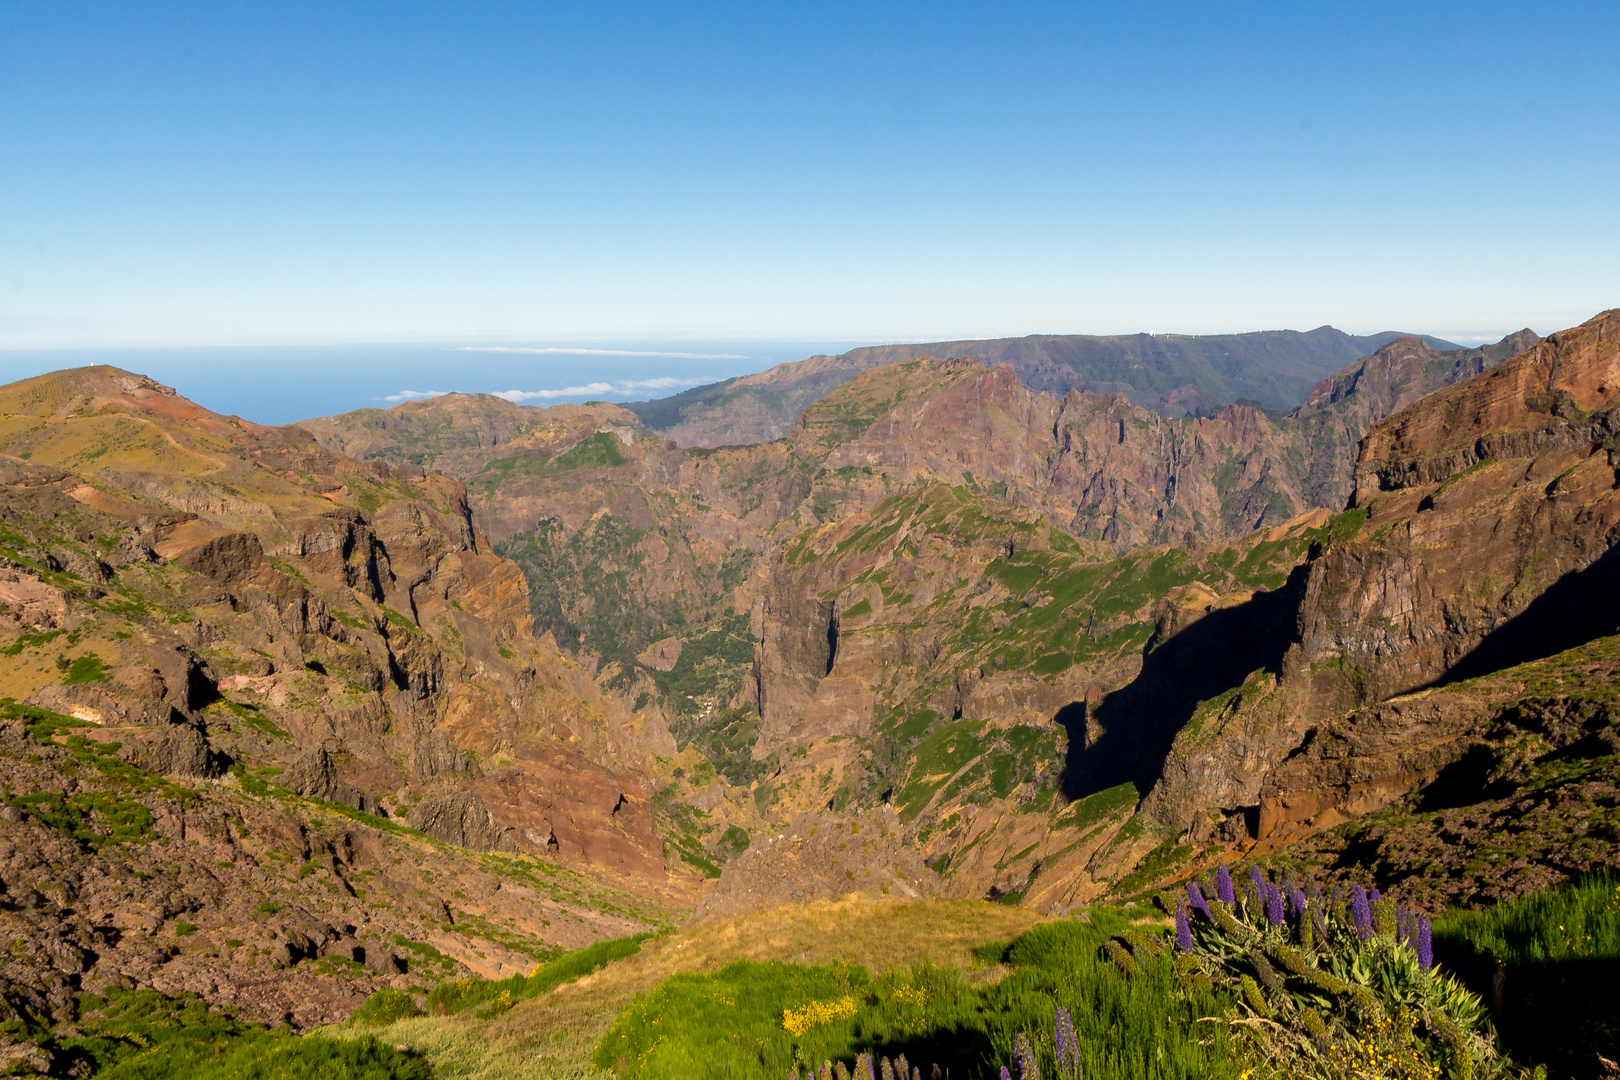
(2, 1, 1616, 362)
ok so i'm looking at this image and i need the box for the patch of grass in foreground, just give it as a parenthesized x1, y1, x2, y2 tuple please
(320, 898, 1050, 1080)
(1437, 871, 1620, 1075)
(54, 986, 429, 1079)
(425, 932, 655, 1018)
(592, 909, 1241, 1080)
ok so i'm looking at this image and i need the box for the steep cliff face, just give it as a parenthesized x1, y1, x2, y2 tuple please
(1135, 311, 1620, 862)
(1282, 330, 1541, 509)
(283, 323, 1605, 913)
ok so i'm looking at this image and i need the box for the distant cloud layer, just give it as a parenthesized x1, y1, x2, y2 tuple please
(458, 346, 748, 361)
(378, 376, 707, 405)
(491, 376, 706, 402)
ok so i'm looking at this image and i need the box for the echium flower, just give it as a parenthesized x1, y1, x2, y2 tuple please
(1054, 1005, 1081, 1078)
(1414, 914, 1433, 972)
(895, 1055, 910, 1080)
(1395, 907, 1410, 945)
(1214, 864, 1235, 904)
(1265, 884, 1285, 927)
(880, 1060, 893, 1080)
(1186, 880, 1211, 919)
(857, 1054, 876, 1080)
(1175, 904, 1195, 952)
(1000, 1069, 1012, 1080)
(1350, 885, 1373, 940)
(1014, 1032, 1040, 1080)
(1290, 888, 1307, 919)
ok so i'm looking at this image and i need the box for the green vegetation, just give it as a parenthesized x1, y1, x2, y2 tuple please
(1437, 872, 1620, 1075)
(592, 908, 1241, 1080)
(349, 989, 424, 1028)
(0, 703, 196, 848)
(498, 514, 659, 663)
(650, 614, 757, 718)
(1175, 864, 1505, 1079)
(425, 932, 653, 1018)
(469, 432, 627, 498)
(1, 628, 64, 655)
(61, 651, 110, 684)
(53, 986, 430, 1079)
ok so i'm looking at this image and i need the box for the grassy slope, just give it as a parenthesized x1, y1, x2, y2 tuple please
(325, 897, 1048, 1079)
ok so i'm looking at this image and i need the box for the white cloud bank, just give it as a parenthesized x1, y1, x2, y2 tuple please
(377, 376, 709, 406)
(458, 346, 749, 361)
(490, 376, 707, 402)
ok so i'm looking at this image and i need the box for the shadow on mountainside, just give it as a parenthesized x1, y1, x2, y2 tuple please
(1438, 540, 1620, 687)
(1060, 565, 1309, 801)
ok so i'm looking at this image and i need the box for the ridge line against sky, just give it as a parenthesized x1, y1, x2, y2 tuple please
(1, 1, 1615, 353)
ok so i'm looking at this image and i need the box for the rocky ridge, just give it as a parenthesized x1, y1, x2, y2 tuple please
(0, 367, 690, 1030)
(295, 325, 1583, 910)
(630, 326, 1465, 448)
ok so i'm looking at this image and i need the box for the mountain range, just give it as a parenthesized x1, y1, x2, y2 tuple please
(2, 311, 1618, 1055)
(626, 326, 1469, 448)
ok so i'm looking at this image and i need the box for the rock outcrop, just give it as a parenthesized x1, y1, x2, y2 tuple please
(1135, 310, 1620, 854)
(694, 807, 938, 919)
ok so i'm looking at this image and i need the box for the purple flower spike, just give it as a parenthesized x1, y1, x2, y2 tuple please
(1265, 884, 1285, 927)
(1350, 885, 1373, 940)
(1214, 864, 1235, 904)
(1175, 904, 1196, 952)
(1054, 1006, 1080, 1077)
(1290, 888, 1307, 919)
(1248, 866, 1267, 893)
(1187, 880, 1211, 919)
(1415, 914, 1433, 971)
(1013, 1033, 1040, 1080)
(1000, 1068, 1012, 1080)
(857, 1055, 876, 1080)
(1370, 887, 1382, 904)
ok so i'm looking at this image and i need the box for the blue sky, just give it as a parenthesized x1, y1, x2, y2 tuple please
(1, 2, 1616, 411)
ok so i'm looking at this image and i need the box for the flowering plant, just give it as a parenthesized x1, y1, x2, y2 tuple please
(1169, 864, 1517, 1080)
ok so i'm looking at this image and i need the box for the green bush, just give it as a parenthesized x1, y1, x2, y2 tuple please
(93, 1032, 431, 1079)
(60, 986, 430, 1079)
(427, 932, 653, 1018)
(349, 988, 423, 1028)
(1437, 872, 1620, 1075)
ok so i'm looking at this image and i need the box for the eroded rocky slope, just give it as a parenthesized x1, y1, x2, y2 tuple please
(0, 368, 689, 1030)
(1092, 309, 1620, 900)
(293, 323, 1600, 912)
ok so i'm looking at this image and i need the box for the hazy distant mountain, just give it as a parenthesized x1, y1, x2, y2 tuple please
(627, 326, 1461, 448)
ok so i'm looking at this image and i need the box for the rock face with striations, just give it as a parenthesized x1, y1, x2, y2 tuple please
(1134, 310, 1620, 848)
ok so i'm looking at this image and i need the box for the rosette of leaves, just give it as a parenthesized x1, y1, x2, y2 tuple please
(1167, 866, 1521, 1080)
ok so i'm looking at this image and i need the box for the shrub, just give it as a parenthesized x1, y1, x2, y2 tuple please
(1171, 864, 1509, 1079)
(427, 931, 653, 1017)
(61, 986, 430, 1079)
(349, 988, 423, 1028)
